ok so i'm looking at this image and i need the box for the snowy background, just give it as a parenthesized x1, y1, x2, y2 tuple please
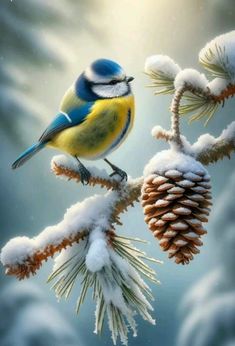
(0, 1, 235, 345)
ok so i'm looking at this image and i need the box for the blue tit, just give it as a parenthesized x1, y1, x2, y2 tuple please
(12, 59, 135, 184)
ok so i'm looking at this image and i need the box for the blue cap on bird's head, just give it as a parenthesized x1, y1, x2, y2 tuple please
(85, 58, 125, 83)
(77, 58, 134, 100)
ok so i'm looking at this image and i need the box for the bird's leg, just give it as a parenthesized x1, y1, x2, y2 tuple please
(74, 156, 91, 185)
(104, 158, 128, 181)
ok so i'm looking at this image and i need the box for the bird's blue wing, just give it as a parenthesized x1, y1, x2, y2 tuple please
(39, 102, 94, 143)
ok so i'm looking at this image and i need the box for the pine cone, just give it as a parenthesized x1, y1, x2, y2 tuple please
(142, 151, 212, 264)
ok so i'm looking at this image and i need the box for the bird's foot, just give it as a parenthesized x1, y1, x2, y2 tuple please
(75, 156, 91, 185)
(109, 165, 128, 181)
(78, 163, 91, 185)
(104, 158, 128, 181)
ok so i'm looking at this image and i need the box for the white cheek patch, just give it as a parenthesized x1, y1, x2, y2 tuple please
(92, 82, 129, 98)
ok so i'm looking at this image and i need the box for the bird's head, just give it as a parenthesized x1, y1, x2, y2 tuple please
(83, 59, 134, 99)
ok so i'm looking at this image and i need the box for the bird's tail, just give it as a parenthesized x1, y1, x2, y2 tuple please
(12, 142, 45, 169)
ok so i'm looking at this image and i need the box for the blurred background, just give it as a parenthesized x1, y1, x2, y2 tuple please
(0, 1, 235, 345)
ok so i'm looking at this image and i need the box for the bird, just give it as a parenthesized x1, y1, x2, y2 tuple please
(12, 59, 135, 184)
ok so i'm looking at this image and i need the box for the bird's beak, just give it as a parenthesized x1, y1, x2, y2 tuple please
(126, 76, 134, 83)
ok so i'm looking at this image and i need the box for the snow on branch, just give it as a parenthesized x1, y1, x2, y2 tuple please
(52, 155, 121, 190)
(145, 55, 181, 94)
(49, 229, 161, 345)
(174, 69, 208, 91)
(199, 30, 235, 82)
(1, 163, 143, 280)
(1, 231, 88, 280)
(0, 156, 157, 344)
(0, 161, 160, 345)
(177, 81, 235, 124)
(193, 121, 235, 164)
(146, 31, 235, 124)
(146, 31, 235, 161)
(151, 122, 235, 165)
(151, 125, 174, 142)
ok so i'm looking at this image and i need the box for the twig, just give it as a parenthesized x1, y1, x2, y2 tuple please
(151, 126, 174, 142)
(212, 84, 235, 103)
(52, 160, 120, 190)
(193, 121, 235, 165)
(5, 231, 88, 280)
(170, 86, 186, 149)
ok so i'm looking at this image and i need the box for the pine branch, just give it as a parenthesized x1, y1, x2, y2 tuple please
(52, 155, 143, 226)
(48, 228, 161, 345)
(199, 32, 235, 81)
(149, 77, 235, 162)
(212, 83, 235, 103)
(144, 55, 181, 95)
(1, 160, 143, 280)
(178, 82, 235, 124)
(150, 72, 235, 125)
(145, 54, 235, 124)
(5, 231, 88, 280)
(151, 121, 235, 165)
(0, 184, 160, 346)
(151, 126, 174, 142)
(0, 175, 159, 346)
(193, 121, 235, 165)
(170, 86, 186, 149)
(110, 178, 143, 225)
(52, 156, 120, 190)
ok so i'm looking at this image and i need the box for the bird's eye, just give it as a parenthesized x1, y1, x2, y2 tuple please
(109, 80, 119, 85)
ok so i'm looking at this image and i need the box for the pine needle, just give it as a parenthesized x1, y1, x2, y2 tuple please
(145, 71, 175, 95)
(200, 44, 231, 80)
(179, 91, 219, 124)
(48, 233, 160, 345)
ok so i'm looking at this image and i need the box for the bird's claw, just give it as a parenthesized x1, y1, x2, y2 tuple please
(110, 167, 128, 181)
(78, 165, 91, 185)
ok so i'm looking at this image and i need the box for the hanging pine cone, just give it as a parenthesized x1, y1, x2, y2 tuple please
(142, 150, 212, 265)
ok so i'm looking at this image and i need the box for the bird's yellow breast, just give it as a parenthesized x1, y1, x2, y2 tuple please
(49, 95, 134, 160)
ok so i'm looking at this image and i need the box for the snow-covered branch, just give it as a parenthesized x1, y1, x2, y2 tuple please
(52, 155, 121, 190)
(0, 156, 158, 344)
(1, 224, 161, 345)
(145, 55, 181, 95)
(146, 31, 235, 164)
(49, 229, 161, 345)
(151, 125, 174, 142)
(1, 160, 143, 280)
(141, 31, 235, 265)
(1, 230, 88, 280)
(151, 122, 235, 165)
(199, 30, 235, 82)
(193, 121, 235, 164)
(145, 31, 235, 124)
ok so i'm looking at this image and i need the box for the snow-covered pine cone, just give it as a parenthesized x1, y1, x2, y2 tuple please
(142, 150, 212, 265)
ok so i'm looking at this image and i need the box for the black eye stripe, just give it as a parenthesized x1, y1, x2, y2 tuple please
(91, 79, 124, 86)
(109, 79, 119, 85)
